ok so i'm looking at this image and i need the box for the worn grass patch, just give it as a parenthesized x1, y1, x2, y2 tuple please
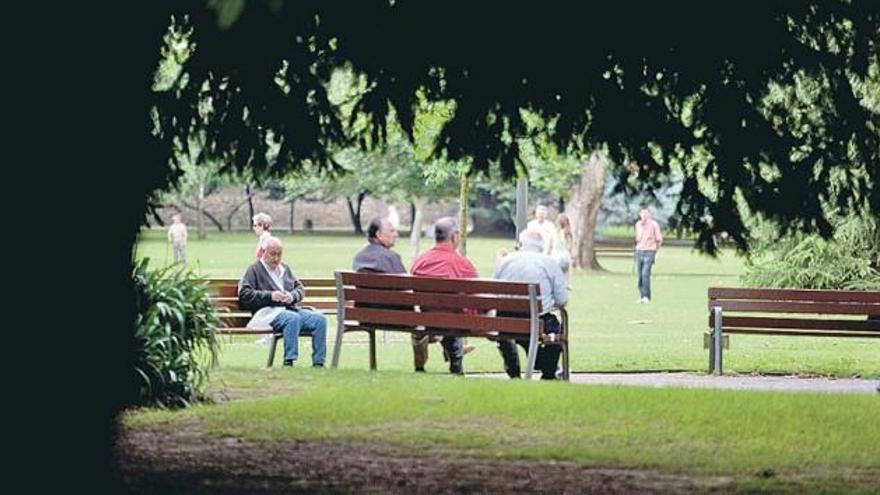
(123, 369, 880, 484)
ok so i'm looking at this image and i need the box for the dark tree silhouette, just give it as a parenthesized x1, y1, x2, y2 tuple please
(49, 1, 878, 490)
(157, 1, 879, 253)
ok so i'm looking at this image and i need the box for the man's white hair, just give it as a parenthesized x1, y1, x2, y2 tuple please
(518, 229, 545, 251)
(263, 236, 283, 250)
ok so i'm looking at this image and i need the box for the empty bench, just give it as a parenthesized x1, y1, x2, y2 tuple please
(707, 287, 880, 375)
(206, 277, 338, 367)
(330, 270, 570, 380)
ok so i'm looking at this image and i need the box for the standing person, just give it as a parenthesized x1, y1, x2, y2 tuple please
(493, 230, 568, 380)
(526, 204, 555, 253)
(167, 213, 188, 264)
(634, 203, 663, 303)
(252, 212, 273, 259)
(238, 237, 327, 367)
(548, 213, 574, 287)
(410, 217, 477, 375)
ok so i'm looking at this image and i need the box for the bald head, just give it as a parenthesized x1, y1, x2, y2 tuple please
(519, 229, 545, 252)
(434, 217, 459, 243)
(262, 236, 284, 269)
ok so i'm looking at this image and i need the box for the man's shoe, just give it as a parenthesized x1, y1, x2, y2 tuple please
(283, 359, 294, 367)
(639, 297, 649, 304)
(462, 344, 476, 355)
(312, 363, 324, 368)
(414, 366, 426, 373)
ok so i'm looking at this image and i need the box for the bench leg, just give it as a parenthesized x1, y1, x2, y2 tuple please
(368, 330, 377, 371)
(331, 318, 345, 369)
(266, 334, 280, 368)
(562, 309, 570, 381)
(712, 307, 723, 376)
(562, 341, 570, 381)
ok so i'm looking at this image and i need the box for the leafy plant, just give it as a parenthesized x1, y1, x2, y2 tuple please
(742, 214, 880, 290)
(132, 259, 219, 408)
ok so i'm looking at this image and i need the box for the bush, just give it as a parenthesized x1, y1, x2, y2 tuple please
(742, 214, 880, 290)
(132, 259, 219, 408)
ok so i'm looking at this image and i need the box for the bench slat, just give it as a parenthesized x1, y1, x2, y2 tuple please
(208, 285, 339, 299)
(709, 315, 880, 332)
(344, 288, 536, 313)
(216, 328, 279, 335)
(723, 328, 880, 338)
(709, 299, 880, 315)
(709, 287, 880, 303)
(340, 271, 534, 295)
(345, 307, 535, 334)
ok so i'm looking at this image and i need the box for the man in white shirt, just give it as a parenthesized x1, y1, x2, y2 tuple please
(238, 237, 327, 367)
(526, 204, 555, 254)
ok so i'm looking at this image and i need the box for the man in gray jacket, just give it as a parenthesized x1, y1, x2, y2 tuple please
(494, 229, 568, 379)
(238, 236, 327, 367)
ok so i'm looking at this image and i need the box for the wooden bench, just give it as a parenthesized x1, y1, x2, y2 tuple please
(707, 287, 880, 375)
(595, 245, 634, 258)
(330, 271, 570, 380)
(206, 277, 338, 367)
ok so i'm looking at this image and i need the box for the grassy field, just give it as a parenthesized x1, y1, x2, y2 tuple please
(125, 368, 880, 492)
(127, 229, 880, 492)
(136, 229, 879, 377)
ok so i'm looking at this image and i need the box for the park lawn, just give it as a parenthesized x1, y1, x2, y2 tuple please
(125, 368, 880, 492)
(137, 229, 879, 378)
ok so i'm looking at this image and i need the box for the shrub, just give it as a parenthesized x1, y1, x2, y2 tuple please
(132, 259, 219, 408)
(742, 214, 880, 290)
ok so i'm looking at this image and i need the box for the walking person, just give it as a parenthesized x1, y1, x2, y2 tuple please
(634, 203, 663, 303)
(167, 213, 188, 264)
(548, 213, 574, 288)
(252, 212, 273, 259)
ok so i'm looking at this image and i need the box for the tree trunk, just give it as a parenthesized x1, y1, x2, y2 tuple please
(225, 190, 256, 230)
(515, 175, 528, 238)
(410, 197, 426, 259)
(346, 191, 367, 235)
(458, 173, 469, 256)
(245, 184, 255, 224)
(288, 199, 295, 234)
(565, 151, 607, 271)
(181, 200, 224, 231)
(149, 206, 166, 227)
(196, 178, 206, 240)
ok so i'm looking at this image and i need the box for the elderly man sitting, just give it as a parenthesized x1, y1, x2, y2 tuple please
(494, 229, 568, 379)
(238, 236, 327, 367)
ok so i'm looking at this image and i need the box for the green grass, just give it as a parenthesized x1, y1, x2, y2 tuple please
(125, 369, 880, 491)
(136, 229, 879, 377)
(129, 230, 880, 491)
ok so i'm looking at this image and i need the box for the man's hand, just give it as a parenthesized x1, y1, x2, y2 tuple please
(271, 290, 292, 303)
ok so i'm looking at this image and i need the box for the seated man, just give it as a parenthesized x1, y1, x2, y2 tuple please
(353, 216, 406, 275)
(238, 236, 327, 367)
(493, 229, 568, 380)
(410, 217, 478, 375)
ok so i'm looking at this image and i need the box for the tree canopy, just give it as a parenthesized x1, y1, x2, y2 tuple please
(154, 1, 879, 254)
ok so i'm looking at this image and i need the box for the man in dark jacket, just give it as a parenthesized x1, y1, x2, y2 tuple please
(352, 216, 406, 274)
(238, 236, 327, 367)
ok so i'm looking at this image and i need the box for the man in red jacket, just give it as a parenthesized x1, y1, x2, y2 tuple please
(410, 217, 477, 374)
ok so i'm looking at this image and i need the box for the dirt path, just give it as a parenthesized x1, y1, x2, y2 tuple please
(115, 421, 736, 494)
(115, 374, 878, 493)
(515, 372, 878, 394)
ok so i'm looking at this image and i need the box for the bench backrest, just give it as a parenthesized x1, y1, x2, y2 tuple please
(337, 271, 543, 337)
(206, 277, 337, 330)
(708, 287, 880, 335)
